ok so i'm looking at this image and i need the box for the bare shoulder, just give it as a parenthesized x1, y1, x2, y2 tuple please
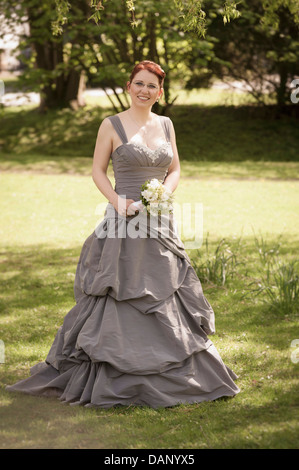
(98, 116, 113, 131)
(96, 117, 115, 143)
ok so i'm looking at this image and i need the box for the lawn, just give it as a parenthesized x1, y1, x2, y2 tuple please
(0, 89, 298, 449)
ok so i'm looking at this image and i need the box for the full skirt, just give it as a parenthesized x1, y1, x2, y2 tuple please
(6, 210, 240, 407)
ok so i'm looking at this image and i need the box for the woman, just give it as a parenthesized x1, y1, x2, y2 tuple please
(6, 61, 240, 408)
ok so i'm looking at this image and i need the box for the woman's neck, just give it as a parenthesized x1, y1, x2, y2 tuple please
(128, 104, 152, 125)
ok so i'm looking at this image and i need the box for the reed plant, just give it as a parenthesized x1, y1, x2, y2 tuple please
(233, 233, 299, 316)
(243, 256, 299, 316)
(192, 234, 245, 287)
(192, 231, 298, 317)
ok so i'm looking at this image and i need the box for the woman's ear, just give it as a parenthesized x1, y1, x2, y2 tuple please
(158, 87, 164, 100)
(126, 81, 131, 92)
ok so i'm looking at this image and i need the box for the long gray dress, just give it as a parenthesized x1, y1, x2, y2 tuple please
(6, 115, 240, 408)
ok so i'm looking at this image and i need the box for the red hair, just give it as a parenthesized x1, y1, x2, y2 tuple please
(129, 60, 165, 87)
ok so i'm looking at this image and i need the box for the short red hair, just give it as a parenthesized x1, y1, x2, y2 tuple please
(129, 60, 165, 87)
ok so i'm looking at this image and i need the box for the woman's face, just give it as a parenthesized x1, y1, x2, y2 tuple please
(127, 70, 163, 108)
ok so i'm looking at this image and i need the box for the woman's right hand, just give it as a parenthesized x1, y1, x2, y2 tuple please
(113, 196, 136, 217)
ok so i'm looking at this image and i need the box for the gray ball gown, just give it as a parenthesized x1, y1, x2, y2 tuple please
(6, 115, 240, 408)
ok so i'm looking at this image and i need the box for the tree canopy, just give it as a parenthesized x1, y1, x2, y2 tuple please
(1, 0, 298, 110)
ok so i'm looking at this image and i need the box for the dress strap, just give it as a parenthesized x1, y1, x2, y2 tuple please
(108, 115, 128, 144)
(159, 116, 171, 142)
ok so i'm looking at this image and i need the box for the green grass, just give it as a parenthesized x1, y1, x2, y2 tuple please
(0, 92, 299, 449)
(1, 169, 298, 449)
(0, 239, 298, 449)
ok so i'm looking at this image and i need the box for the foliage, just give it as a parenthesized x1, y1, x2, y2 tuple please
(2, 0, 298, 109)
(51, 0, 243, 37)
(0, 1, 101, 109)
(82, 0, 215, 112)
(192, 0, 299, 106)
(51, 0, 299, 38)
(261, 0, 299, 29)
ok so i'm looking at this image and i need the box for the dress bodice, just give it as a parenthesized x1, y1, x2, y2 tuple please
(108, 115, 173, 201)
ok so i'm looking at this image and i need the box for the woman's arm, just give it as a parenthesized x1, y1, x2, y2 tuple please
(92, 118, 134, 214)
(163, 119, 180, 193)
(92, 118, 118, 206)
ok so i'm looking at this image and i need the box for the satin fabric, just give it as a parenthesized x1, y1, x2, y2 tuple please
(6, 115, 240, 407)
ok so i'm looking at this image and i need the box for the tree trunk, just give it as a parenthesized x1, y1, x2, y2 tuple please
(65, 69, 86, 109)
(38, 62, 85, 111)
(276, 64, 288, 107)
(27, 4, 84, 111)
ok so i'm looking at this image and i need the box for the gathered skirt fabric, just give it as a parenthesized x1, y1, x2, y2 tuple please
(6, 210, 240, 407)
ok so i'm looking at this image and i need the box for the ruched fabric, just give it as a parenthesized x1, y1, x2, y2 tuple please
(6, 115, 240, 407)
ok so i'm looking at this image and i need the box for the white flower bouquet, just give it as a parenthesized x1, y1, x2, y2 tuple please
(140, 178, 174, 216)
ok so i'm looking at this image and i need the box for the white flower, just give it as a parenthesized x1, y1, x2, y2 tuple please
(160, 191, 170, 202)
(148, 178, 160, 189)
(140, 178, 174, 216)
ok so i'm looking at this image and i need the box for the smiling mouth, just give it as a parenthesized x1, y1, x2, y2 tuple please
(137, 96, 150, 101)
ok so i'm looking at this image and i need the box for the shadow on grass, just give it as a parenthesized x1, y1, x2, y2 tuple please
(0, 378, 298, 448)
(179, 160, 299, 180)
(0, 153, 96, 175)
(1, 104, 298, 163)
(170, 105, 299, 163)
(0, 244, 80, 312)
(0, 236, 298, 448)
(0, 106, 107, 157)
